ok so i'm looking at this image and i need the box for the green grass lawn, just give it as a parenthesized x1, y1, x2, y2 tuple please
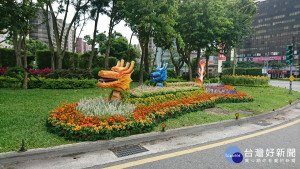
(0, 87, 111, 153)
(0, 85, 299, 153)
(153, 86, 300, 131)
(216, 86, 300, 114)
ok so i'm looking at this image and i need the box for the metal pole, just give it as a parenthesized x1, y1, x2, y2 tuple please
(289, 36, 295, 95)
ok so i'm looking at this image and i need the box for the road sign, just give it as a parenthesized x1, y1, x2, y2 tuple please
(289, 75, 295, 82)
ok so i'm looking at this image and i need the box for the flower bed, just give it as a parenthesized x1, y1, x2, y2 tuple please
(47, 91, 253, 140)
(128, 85, 203, 98)
(221, 75, 270, 87)
(204, 83, 237, 94)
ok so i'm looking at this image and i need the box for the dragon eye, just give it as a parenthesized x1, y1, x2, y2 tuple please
(114, 69, 117, 72)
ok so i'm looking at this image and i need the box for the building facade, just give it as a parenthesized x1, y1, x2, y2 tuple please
(237, 0, 300, 78)
(29, 10, 75, 52)
(0, 32, 13, 48)
(76, 38, 90, 54)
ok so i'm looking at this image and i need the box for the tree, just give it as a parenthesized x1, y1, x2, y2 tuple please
(84, 32, 107, 53)
(100, 32, 128, 60)
(26, 39, 48, 56)
(221, 0, 257, 74)
(41, 5, 55, 71)
(174, 0, 201, 81)
(0, 0, 39, 89)
(71, 11, 88, 69)
(237, 61, 261, 68)
(104, 0, 124, 70)
(88, 0, 109, 71)
(122, 0, 178, 85)
(43, 0, 90, 70)
(269, 61, 285, 70)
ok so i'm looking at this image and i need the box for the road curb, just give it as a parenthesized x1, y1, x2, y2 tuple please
(1, 99, 300, 165)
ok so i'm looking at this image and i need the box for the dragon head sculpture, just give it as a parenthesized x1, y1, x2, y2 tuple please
(97, 59, 135, 92)
(150, 63, 168, 87)
(195, 59, 206, 87)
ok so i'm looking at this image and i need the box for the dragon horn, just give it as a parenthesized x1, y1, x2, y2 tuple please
(116, 61, 121, 67)
(120, 59, 125, 67)
(124, 62, 130, 69)
(123, 61, 135, 74)
(163, 63, 168, 70)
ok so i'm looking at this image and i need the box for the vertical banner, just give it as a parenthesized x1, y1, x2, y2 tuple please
(218, 43, 226, 73)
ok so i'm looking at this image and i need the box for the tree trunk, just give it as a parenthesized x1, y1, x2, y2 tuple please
(144, 42, 150, 73)
(233, 48, 236, 75)
(151, 47, 158, 72)
(127, 32, 133, 62)
(12, 33, 23, 67)
(88, 11, 100, 71)
(22, 35, 28, 90)
(187, 59, 192, 81)
(205, 53, 210, 79)
(160, 49, 164, 65)
(105, 14, 114, 70)
(71, 25, 76, 69)
(43, 7, 55, 71)
(169, 49, 182, 76)
(139, 44, 145, 85)
(196, 48, 201, 69)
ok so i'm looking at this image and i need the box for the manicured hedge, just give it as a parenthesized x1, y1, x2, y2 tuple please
(0, 48, 34, 67)
(36, 50, 79, 69)
(0, 77, 97, 89)
(221, 75, 270, 87)
(78, 53, 118, 69)
(223, 68, 262, 76)
(0, 48, 15, 67)
(131, 70, 149, 82)
(45, 69, 93, 79)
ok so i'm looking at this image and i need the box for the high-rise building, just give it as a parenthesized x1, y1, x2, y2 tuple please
(76, 38, 91, 54)
(29, 10, 75, 52)
(0, 32, 13, 48)
(237, 0, 300, 78)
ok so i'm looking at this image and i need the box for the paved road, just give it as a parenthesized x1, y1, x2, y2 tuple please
(95, 119, 300, 169)
(270, 80, 300, 92)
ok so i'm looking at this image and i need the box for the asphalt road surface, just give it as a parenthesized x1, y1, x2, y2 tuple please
(270, 80, 300, 92)
(94, 119, 300, 169)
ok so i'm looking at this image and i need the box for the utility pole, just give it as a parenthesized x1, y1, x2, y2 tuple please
(289, 36, 295, 95)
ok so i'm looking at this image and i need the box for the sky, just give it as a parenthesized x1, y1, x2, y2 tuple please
(56, 2, 139, 45)
(81, 14, 139, 45)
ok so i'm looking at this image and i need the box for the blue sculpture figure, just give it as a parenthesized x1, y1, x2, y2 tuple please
(150, 63, 168, 87)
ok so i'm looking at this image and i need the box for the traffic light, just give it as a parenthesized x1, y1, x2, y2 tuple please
(286, 45, 294, 65)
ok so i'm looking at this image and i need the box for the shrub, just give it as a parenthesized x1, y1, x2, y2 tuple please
(221, 75, 270, 87)
(209, 77, 220, 83)
(0, 48, 15, 67)
(166, 78, 185, 82)
(29, 68, 52, 77)
(131, 70, 149, 82)
(0, 76, 21, 88)
(223, 68, 262, 76)
(0, 77, 97, 89)
(167, 69, 177, 78)
(91, 67, 104, 79)
(121, 87, 206, 106)
(76, 96, 136, 117)
(5, 67, 24, 79)
(0, 67, 9, 76)
(36, 50, 79, 69)
(45, 69, 93, 79)
(40, 78, 96, 89)
(79, 54, 118, 69)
